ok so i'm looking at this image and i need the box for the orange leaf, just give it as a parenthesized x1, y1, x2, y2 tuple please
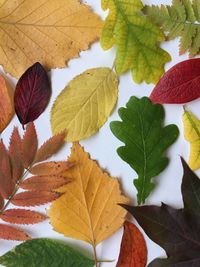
(30, 161, 74, 176)
(20, 175, 70, 191)
(8, 127, 24, 182)
(0, 209, 46, 224)
(22, 123, 38, 168)
(0, 141, 14, 199)
(34, 132, 66, 163)
(11, 191, 61, 207)
(0, 75, 14, 133)
(0, 224, 30, 241)
(116, 221, 147, 267)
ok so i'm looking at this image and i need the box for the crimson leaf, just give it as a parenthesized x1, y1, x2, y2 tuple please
(14, 62, 51, 127)
(122, 158, 200, 266)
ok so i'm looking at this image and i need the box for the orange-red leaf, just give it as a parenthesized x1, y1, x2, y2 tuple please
(0, 194, 4, 210)
(0, 209, 46, 224)
(22, 122, 38, 168)
(0, 223, 30, 241)
(30, 161, 74, 176)
(8, 127, 24, 182)
(20, 175, 70, 191)
(0, 141, 14, 199)
(34, 132, 66, 163)
(116, 221, 147, 267)
(11, 191, 61, 207)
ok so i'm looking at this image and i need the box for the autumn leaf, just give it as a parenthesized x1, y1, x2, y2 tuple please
(0, 224, 30, 241)
(144, 0, 200, 57)
(182, 107, 200, 170)
(51, 68, 118, 142)
(0, 75, 14, 133)
(110, 96, 179, 204)
(150, 59, 200, 104)
(49, 143, 129, 265)
(0, 0, 102, 78)
(14, 63, 51, 127)
(116, 221, 147, 267)
(0, 239, 95, 267)
(100, 0, 170, 84)
(122, 158, 200, 266)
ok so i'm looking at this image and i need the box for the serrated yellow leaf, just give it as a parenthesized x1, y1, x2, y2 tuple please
(50, 68, 118, 142)
(49, 143, 129, 248)
(0, 0, 102, 78)
(183, 108, 200, 170)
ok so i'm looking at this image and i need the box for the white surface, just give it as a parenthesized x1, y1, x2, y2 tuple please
(0, 0, 198, 266)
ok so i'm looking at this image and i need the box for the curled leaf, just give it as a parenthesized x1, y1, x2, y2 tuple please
(0, 224, 30, 241)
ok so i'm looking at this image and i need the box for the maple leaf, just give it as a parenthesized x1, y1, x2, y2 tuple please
(100, 0, 171, 84)
(0, 0, 102, 78)
(122, 158, 200, 266)
(144, 0, 200, 57)
(182, 107, 200, 170)
(50, 68, 118, 142)
(110, 96, 179, 204)
(49, 143, 129, 267)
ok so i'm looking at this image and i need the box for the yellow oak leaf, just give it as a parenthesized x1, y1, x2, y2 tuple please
(49, 143, 129, 257)
(0, 0, 102, 78)
(0, 75, 14, 133)
(183, 107, 200, 170)
(50, 68, 118, 142)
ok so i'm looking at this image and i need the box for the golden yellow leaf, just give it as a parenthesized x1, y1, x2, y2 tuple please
(0, 0, 102, 77)
(50, 68, 118, 142)
(0, 75, 14, 133)
(49, 143, 129, 249)
(183, 107, 200, 170)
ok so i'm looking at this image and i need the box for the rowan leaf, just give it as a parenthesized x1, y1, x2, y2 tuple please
(182, 107, 200, 170)
(20, 175, 70, 191)
(8, 127, 23, 183)
(0, 0, 102, 78)
(110, 96, 179, 204)
(11, 191, 60, 207)
(116, 221, 147, 267)
(51, 68, 118, 142)
(144, 0, 200, 57)
(14, 63, 51, 127)
(0, 194, 4, 210)
(0, 224, 30, 241)
(122, 158, 200, 266)
(29, 161, 74, 176)
(34, 132, 66, 163)
(100, 0, 171, 84)
(49, 143, 129, 249)
(0, 239, 95, 267)
(0, 75, 14, 133)
(0, 209, 46, 224)
(22, 123, 38, 168)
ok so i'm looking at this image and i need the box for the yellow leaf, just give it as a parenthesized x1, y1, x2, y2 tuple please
(49, 143, 129, 249)
(183, 107, 200, 170)
(0, 75, 14, 133)
(0, 0, 102, 78)
(50, 68, 118, 142)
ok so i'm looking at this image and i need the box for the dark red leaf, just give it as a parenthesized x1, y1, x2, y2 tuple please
(14, 62, 51, 126)
(150, 58, 200, 104)
(0, 224, 30, 241)
(0, 194, 4, 210)
(29, 161, 75, 175)
(0, 209, 46, 224)
(116, 221, 147, 267)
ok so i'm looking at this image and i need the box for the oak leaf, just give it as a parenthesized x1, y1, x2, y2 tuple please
(0, 0, 102, 78)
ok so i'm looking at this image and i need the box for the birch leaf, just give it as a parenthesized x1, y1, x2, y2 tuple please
(49, 143, 129, 249)
(0, 0, 102, 78)
(51, 68, 118, 142)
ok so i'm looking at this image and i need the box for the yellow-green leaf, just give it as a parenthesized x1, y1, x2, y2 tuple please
(50, 68, 118, 142)
(183, 107, 200, 170)
(100, 0, 171, 84)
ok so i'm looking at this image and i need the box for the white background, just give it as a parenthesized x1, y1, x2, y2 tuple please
(0, 0, 198, 266)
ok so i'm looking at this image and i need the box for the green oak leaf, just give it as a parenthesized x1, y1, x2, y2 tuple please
(0, 239, 94, 267)
(100, 0, 171, 84)
(110, 96, 179, 204)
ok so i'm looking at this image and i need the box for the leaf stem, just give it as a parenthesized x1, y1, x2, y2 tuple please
(92, 245, 99, 267)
